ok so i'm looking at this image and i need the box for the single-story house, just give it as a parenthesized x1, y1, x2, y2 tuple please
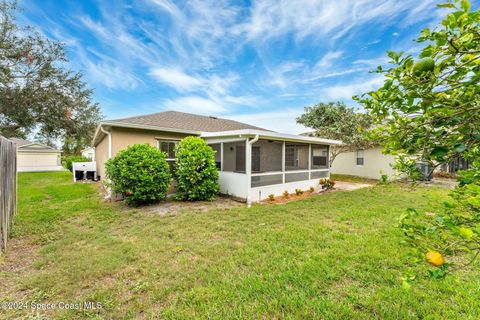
(81, 147, 95, 160)
(92, 111, 342, 203)
(10, 138, 63, 172)
(330, 147, 398, 180)
(331, 147, 471, 180)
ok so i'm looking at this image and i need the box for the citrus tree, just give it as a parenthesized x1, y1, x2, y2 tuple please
(355, 0, 480, 278)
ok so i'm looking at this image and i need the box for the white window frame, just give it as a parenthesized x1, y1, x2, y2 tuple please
(356, 150, 364, 166)
(157, 140, 179, 161)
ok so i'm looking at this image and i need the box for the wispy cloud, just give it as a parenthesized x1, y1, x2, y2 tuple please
(149, 67, 203, 92)
(322, 76, 385, 100)
(21, 0, 448, 133)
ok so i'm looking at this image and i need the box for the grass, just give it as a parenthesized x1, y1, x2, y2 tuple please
(1, 172, 479, 319)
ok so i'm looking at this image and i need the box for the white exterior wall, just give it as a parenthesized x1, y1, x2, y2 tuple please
(218, 172, 249, 200)
(17, 152, 63, 172)
(330, 147, 397, 180)
(81, 147, 95, 160)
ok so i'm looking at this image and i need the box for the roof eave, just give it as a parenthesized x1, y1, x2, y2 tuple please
(201, 129, 343, 145)
(92, 121, 203, 146)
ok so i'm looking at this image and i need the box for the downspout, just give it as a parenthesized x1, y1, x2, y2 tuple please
(246, 134, 259, 207)
(248, 134, 260, 146)
(100, 126, 112, 159)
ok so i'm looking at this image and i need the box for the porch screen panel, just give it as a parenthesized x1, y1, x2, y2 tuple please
(285, 171, 309, 183)
(223, 142, 246, 173)
(209, 143, 221, 170)
(311, 145, 329, 169)
(285, 143, 309, 171)
(251, 174, 283, 187)
(251, 140, 282, 173)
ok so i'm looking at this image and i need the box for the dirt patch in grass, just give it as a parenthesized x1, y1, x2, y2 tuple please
(0, 237, 41, 300)
(145, 196, 244, 216)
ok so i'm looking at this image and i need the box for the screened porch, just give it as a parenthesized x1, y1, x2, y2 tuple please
(208, 138, 330, 188)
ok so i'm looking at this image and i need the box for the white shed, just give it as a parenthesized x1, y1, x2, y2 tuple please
(81, 147, 95, 160)
(11, 138, 64, 172)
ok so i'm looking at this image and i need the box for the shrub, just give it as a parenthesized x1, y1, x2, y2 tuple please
(105, 144, 171, 206)
(175, 136, 219, 201)
(380, 171, 389, 184)
(295, 188, 304, 195)
(64, 155, 90, 172)
(320, 178, 335, 190)
(268, 194, 275, 201)
(283, 190, 289, 198)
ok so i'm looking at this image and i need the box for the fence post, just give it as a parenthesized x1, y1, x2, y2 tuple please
(0, 136, 17, 254)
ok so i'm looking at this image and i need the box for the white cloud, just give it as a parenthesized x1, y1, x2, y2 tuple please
(322, 76, 385, 100)
(238, 0, 439, 44)
(227, 109, 309, 134)
(149, 67, 203, 91)
(314, 51, 343, 69)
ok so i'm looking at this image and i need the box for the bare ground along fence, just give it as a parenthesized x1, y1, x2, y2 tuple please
(0, 136, 17, 254)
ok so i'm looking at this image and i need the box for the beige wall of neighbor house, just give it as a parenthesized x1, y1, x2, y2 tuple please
(18, 152, 59, 167)
(330, 146, 397, 180)
(95, 126, 194, 179)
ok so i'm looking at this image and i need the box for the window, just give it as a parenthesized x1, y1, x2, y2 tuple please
(311, 145, 328, 169)
(158, 140, 177, 160)
(356, 150, 364, 166)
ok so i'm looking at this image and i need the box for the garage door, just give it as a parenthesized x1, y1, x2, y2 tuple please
(18, 152, 61, 171)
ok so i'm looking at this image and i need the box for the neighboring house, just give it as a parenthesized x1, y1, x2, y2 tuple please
(330, 146, 397, 180)
(10, 138, 63, 172)
(81, 147, 95, 160)
(92, 111, 342, 203)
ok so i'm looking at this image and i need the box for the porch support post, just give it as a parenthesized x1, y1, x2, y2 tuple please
(246, 138, 252, 205)
(282, 141, 285, 183)
(308, 144, 312, 180)
(220, 142, 224, 171)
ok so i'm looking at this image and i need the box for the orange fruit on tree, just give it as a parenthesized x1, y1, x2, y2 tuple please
(425, 251, 444, 267)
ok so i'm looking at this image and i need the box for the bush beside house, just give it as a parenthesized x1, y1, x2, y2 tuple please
(175, 136, 219, 201)
(105, 144, 171, 206)
(64, 155, 90, 172)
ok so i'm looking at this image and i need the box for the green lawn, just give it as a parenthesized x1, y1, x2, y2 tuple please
(1, 172, 479, 319)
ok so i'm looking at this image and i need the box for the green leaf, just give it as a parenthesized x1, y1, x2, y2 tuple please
(454, 143, 467, 153)
(436, 3, 456, 8)
(430, 146, 449, 159)
(458, 227, 474, 239)
(461, 0, 471, 11)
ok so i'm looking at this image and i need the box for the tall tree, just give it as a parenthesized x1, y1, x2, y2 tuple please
(355, 0, 480, 277)
(297, 102, 375, 165)
(0, 0, 101, 153)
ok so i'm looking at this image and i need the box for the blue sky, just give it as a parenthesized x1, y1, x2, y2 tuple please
(21, 0, 460, 133)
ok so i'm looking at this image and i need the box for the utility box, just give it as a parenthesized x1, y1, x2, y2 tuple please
(73, 161, 97, 182)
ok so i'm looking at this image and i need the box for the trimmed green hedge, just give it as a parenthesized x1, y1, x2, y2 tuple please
(64, 155, 90, 172)
(105, 144, 172, 206)
(175, 136, 219, 201)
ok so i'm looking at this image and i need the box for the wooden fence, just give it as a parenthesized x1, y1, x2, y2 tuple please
(0, 136, 17, 254)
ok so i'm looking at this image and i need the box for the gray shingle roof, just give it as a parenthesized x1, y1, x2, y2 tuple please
(107, 111, 270, 132)
(9, 138, 60, 151)
(9, 137, 32, 147)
